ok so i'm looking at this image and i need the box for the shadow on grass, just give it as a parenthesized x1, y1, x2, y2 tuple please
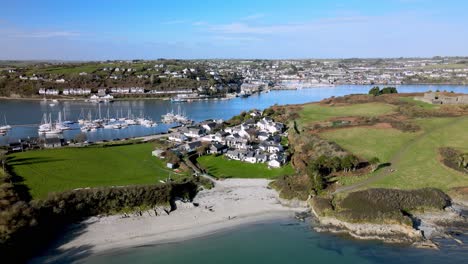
(376, 162, 392, 171)
(3, 157, 32, 201)
(7, 156, 67, 166)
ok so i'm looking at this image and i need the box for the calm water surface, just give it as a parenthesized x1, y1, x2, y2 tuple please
(80, 218, 468, 264)
(1, 85, 468, 145)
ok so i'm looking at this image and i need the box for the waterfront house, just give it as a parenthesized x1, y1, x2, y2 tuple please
(184, 126, 206, 138)
(168, 133, 188, 143)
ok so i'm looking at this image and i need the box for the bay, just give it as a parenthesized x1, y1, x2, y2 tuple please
(1, 84, 468, 146)
(80, 218, 468, 264)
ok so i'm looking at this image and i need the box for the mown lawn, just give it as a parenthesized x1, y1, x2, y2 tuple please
(321, 127, 417, 162)
(298, 102, 395, 125)
(197, 155, 295, 179)
(8, 143, 182, 199)
(370, 117, 468, 190)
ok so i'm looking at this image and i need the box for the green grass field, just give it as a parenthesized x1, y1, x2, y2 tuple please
(197, 155, 295, 179)
(322, 117, 468, 191)
(298, 102, 395, 125)
(322, 127, 417, 162)
(8, 143, 183, 199)
(370, 117, 468, 190)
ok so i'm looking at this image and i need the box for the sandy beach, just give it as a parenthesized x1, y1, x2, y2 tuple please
(33, 178, 304, 263)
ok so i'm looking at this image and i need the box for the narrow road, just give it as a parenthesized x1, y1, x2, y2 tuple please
(333, 116, 466, 194)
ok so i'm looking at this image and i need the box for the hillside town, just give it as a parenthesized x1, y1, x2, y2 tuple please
(1, 57, 468, 99)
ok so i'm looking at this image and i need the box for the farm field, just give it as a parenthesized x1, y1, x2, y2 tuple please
(197, 155, 295, 179)
(8, 143, 183, 199)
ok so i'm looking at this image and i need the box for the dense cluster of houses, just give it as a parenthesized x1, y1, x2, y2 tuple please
(169, 113, 288, 168)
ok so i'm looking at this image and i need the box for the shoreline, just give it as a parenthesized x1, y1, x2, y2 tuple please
(3, 83, 468, 101)
(31, 178, 305, 263)
(311, 203, 467, 249)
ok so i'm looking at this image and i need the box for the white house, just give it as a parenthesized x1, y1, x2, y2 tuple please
(268, 159, 281, 168)
(244, 152, 257, 163)
(168, 133, 188, 143)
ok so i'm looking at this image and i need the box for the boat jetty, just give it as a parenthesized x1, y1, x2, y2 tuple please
(79, 108, 156, 132)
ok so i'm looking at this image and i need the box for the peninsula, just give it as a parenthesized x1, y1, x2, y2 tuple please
(1, 88, 468, 262)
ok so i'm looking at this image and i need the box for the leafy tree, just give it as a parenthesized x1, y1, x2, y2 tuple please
(263, 108, 275, 116)
(196, 143, 210, 157)
(341, 154, 360, 172)
(164, 150, 180, 164)
(307, 164, 324, 192)
(381, 87, 398, 94)
(368, 86, 380, 96)
(369, 86, 398, 96)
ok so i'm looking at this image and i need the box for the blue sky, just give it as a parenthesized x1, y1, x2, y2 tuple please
(1, 0, 467, 60)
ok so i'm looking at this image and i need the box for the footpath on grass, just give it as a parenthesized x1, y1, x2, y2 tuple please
(333, 117, 466, 194)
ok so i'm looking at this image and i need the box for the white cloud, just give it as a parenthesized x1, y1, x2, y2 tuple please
(204, 16, 370, 35)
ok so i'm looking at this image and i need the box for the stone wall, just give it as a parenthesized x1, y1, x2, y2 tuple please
(415, 92, 468, 105)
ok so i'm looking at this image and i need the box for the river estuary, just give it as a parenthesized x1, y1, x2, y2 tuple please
(4, 84, 468, 263)
(2, 85, 468, 146)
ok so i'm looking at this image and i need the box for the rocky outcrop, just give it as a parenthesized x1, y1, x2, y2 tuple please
(308, 189, 467, 248)
(315, 216, 425, 245)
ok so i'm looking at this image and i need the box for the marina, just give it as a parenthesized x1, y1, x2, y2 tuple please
(2, 85, 468, 146)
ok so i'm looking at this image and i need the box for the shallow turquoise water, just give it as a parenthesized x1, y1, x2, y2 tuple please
(79, 219, 468, 264)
